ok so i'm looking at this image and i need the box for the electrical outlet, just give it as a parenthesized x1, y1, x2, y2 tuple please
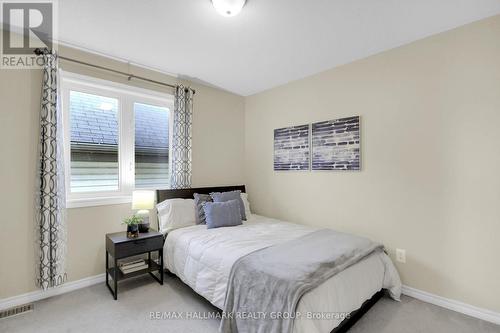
(396, 249, 406, 263)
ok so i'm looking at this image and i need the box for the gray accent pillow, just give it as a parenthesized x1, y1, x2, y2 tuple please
(203, 200, 243, 229)
(193, 193, 212, 224)
(210, 190, 246, 221)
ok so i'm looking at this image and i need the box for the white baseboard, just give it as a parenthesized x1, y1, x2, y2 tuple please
(1, 276, 499, 326)
(0, 274, 105, 311)
(402, 285, 500, 325)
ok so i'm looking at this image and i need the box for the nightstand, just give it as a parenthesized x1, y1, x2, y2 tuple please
(105, 231, 164, 300)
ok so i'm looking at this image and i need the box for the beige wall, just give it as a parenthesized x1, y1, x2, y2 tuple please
(0, 44, 245, 298)
(244, 15, 500, 313)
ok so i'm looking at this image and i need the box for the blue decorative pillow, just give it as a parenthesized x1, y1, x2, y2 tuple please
(210, 190, 247, 221)
(203, 200, 243, 229)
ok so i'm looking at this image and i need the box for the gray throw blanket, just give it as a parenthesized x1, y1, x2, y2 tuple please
(220, 229, 383, 333)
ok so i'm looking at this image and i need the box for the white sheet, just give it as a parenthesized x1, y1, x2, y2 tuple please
(164, 214, 401, 333)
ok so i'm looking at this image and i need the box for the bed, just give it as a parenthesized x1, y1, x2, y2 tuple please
(157, 186, 401, 333)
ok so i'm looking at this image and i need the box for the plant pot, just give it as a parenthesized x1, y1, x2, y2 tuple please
(127, 224, 139, 238)
(138, 222, 150, 233)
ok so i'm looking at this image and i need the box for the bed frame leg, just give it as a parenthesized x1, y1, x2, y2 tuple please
(330, 289, 384, 333)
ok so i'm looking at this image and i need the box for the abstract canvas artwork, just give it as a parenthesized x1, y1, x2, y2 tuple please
(312, 116, 360, 170)
(274, 124, 310, 171)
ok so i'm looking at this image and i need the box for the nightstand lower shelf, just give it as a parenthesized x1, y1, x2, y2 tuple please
(106, 259, 162, 281)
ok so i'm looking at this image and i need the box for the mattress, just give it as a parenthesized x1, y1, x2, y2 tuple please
(164, 214, 401, 333)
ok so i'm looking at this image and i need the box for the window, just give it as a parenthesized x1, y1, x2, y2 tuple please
(134, 103, 170, 189)
(61, 72, 174, 208)
(70, 91, 119, 193)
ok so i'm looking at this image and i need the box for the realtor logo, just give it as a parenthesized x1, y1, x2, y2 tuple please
(1, 1, 56, 68)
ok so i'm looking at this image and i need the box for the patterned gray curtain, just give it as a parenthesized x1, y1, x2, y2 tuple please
(36, 50, 67, 290)
(170, 85, 193, 189)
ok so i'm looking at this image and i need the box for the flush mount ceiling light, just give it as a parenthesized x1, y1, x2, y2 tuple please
(212, 0, 246, 17)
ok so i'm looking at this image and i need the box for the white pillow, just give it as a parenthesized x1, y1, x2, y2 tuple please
(240, 193, 252, 218)
(156, 198, 196, 234)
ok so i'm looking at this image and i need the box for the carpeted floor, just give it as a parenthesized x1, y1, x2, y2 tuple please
(2, 274, 499, 333)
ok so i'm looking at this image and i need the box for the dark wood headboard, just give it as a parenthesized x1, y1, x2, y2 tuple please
(156, 185, 246, 203)
(155, 185, 246, 232)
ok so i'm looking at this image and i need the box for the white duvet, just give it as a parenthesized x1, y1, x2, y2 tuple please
(164, 214, 401, 333)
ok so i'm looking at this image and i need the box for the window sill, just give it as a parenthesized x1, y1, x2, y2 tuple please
(66, 196, 132, 209)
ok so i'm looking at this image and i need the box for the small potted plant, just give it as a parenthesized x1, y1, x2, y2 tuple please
(122, 215, 143, 238)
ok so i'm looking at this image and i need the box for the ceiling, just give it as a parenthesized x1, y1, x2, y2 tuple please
(55, 0, 500, 96)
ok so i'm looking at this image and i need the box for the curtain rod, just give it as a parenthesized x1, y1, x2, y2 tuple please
(33, 48, 195, 94)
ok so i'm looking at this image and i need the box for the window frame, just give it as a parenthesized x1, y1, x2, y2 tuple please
(60, 71, 174, 208)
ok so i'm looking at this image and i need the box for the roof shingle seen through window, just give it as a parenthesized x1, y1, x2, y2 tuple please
(70, 91, 169, 149)
(134, 102, 169, 149)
